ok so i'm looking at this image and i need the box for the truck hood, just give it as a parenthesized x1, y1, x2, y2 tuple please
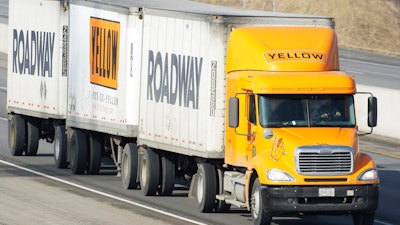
(269, 127, 357, 149)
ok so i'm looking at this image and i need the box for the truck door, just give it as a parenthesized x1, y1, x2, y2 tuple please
(246, 94, 257, 161)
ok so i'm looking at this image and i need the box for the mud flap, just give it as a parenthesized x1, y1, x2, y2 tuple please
(188, 172, 199, 199)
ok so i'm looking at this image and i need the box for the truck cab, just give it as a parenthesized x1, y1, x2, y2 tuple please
(223, 26, 379, 225)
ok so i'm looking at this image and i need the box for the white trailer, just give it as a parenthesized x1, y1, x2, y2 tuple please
(7, 0, 68, 157)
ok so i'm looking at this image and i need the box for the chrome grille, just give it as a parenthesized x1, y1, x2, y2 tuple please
(295, 146, 354, 175)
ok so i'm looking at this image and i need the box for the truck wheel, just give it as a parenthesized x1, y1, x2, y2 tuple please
(9, 114, 26, 156)
(25, 119, 40, 156)
(352, 211, 375, 225)
(251, 178, 272, 225)
(54, 125, 68, 168)
(196, 163, 217, 213)
(121, 143, 139, 189)
(87, 132, 102, 174)
(69, 129, 87, 174)
(215, 167, 231, 212)
(140, 148, 160, 196)
(158, 152, 175, 196)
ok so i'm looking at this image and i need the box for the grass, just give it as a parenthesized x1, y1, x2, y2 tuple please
(194, 0, 400, 56)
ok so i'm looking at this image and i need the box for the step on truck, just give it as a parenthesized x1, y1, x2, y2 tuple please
(7, 0, 379, 224)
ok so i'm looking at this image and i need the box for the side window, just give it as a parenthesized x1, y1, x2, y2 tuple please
(248, 94, 256, 124)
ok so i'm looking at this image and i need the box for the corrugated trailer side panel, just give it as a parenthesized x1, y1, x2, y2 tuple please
(66, 3, 141, 137)
(138, 11, 226, 158)
(7, 0, 68, 119)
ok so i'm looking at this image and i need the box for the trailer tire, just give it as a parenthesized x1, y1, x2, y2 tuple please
(121, 143, 139, 189)
(9, 114, 26, 156)
(352, 211, 375, 225)
(54, 125, 68, 168)
(25, 119, 40, 156)
(87, 132, 102, 174)
(69, 129, 87, 174)
(158, 152, 175, 196)
(196, 163, 217, 213)
(140, 148, 160, 196)
(251, 178, 272, 225)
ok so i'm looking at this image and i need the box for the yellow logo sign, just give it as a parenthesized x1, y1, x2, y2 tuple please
(264, 51, 327, 64)
(90, 17, 120, 89)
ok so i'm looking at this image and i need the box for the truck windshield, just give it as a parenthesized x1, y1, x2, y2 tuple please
(258, 94, 356, 128)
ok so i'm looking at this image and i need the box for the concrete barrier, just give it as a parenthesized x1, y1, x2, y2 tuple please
(0, 23, 7, 53)
(356, 84, 400, 140)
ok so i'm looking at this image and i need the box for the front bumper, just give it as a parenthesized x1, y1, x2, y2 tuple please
(260, 185, 379, 215)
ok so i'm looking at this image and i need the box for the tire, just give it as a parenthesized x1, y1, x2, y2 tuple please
(196, 163, 217, 213)
(251, 178, 272, 225)
(54, 125, 68, 168)
(87, 132, 103, 174)
(25, 119, 40, 156)
(158, 152, 175, 196)
(140, 148, 160, 196)
(215, 167, 231, 212)
(8, 114, 26, 156)
(69, 129, 87, 174)
(121, 143, 139, 189)
(352, 211, 375, 225)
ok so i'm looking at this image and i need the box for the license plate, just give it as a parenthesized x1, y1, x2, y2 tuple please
(319, 188, 335, 197)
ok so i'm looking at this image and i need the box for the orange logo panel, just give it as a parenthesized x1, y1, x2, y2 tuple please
(264, 51, 327, 64)
(90, 17, 120, 89)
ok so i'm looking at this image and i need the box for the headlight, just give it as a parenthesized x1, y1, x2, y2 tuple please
(267, 169, 295, 181)
(358, 169, 379, 182)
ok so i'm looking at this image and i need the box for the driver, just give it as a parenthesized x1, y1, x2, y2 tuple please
(313, 99, 342, 121)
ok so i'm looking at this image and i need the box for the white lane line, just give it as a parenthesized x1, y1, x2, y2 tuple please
(340, 58, 400, 69)
(0, 159, 208, 225)
(345, 70, 365, 75)
(0, 117, 7, 121)
(375, 219, 397, 225)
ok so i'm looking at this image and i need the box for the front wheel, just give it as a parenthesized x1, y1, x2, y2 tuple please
(352, 211, 375, 225)
(251, 178, 272, 225)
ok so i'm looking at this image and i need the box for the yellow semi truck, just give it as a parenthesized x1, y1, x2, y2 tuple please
(211, 26, 380, 225)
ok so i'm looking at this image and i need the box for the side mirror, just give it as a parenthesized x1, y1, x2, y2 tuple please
(229, 97, 239, 128)
(368, 96, 377, 127)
